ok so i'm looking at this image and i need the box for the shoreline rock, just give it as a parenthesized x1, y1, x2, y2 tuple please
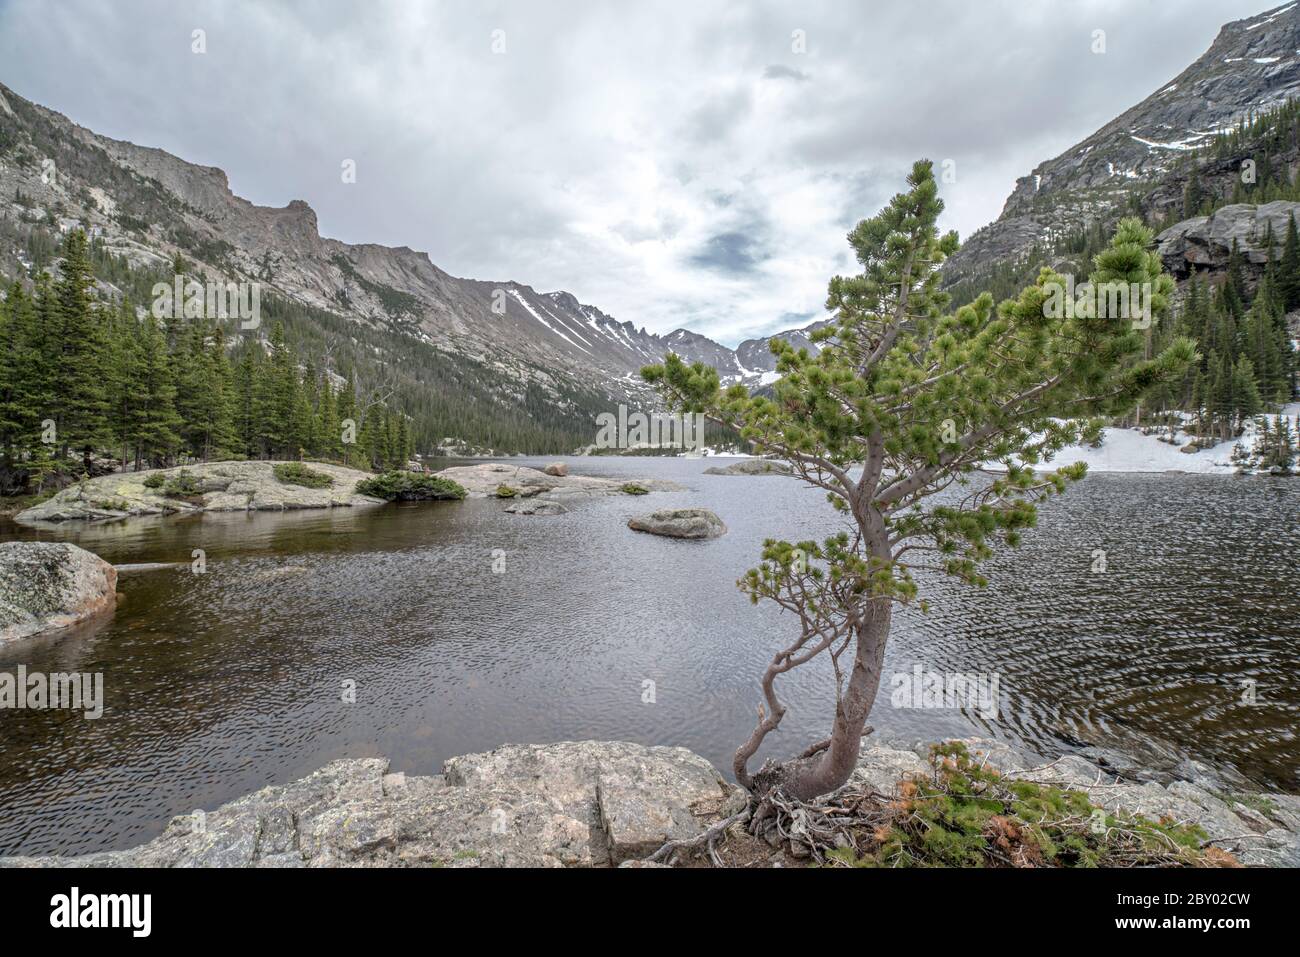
(0, 737, 1295, 867)
(14, 461, 385, 525)
(0, 542, 118, 644)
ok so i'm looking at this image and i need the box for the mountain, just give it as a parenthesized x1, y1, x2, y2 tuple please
(945, 2, 1300, 288)
(4, 2, 1300, 454)
(0, 77, 796, 426)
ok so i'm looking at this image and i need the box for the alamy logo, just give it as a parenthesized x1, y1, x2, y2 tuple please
(595, 404, 705, 452)
(152, 276, 261, 329)
(889, 663, 1001, 719)
(0, 665, 103, 719)
(50, 887, 151, 937)
(1043, 275, 1152, 329)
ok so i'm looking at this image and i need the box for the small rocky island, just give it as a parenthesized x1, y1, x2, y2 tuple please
(14, 461, 386, 524)
(628, 508, 727, 539)
(702, 459, 793, 476)
(437, 463, 682, 499)
(13, 461, 681, 525)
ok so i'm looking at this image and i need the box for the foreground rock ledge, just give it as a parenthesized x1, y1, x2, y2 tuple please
(2, 738, 1296, 868)
(0, 742, 729, 868)
(0, 542, 118, 645)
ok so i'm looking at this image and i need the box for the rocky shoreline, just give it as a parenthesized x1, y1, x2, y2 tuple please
(3, 737, 1295, 868)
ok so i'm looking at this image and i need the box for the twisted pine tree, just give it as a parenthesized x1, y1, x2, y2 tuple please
(643, 160, 1197, 805)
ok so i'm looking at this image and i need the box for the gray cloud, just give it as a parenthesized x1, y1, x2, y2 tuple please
(0, 0, 1278, 345)
(690, 231, 770, 275)
(762, 64, 809, 82)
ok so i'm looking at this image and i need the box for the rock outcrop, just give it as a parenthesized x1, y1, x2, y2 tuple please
(14, 461, 384, 524)
(3, 736, 1294, 867)
(703, 458, 792, 476)
(0, 542, 118, 644)
(1157, 201, 1300, 281)
(542, 462, 568, 477)
(436, 463, 681, 500)
(0, 741, 730, 868)
(627, 507, 726, 539)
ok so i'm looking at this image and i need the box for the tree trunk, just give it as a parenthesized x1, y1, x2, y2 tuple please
(749, 597, 893, 803)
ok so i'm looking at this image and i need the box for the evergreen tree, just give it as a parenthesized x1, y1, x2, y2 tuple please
(50, 230, 110, 470)
(642, 162, 1195, 802)
(130, 314, 183, 467)
(1281, 212, 1300, 311)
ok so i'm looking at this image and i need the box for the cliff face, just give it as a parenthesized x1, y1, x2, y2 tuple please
(945, 3, 1300, 286)
(1157, 200, 1300, 282)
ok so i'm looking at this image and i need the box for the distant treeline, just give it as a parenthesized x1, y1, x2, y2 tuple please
(0, 230, 420, 492)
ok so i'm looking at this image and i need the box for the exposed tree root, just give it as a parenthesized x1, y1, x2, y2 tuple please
(639, 743, 1235, 868)
(647, 807, 753, 866)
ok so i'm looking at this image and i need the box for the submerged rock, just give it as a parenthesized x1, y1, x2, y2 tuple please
(703, 458, 792, 476)
(503, 500, 569, 516)
(0, 542, 118, 644)
(628, 508, 726, 539)
(14, 461, 385, 525)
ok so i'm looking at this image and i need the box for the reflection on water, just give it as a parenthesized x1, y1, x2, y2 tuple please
(0, 459, 1296, 855)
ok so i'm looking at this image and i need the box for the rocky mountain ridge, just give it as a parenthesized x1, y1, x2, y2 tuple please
(945, 2, 1300, 285)
(0, 78, 806, 403)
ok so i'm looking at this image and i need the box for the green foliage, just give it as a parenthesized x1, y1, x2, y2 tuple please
(141, 472, 164, 489)
(824, 743, 1224, 868)
(644, 161, 1197, 617)
(272, 462, 333, 489)
(495, 484, 517, 498)
(161, 468, 201, 498)
(1233, 413, 1298, 473)
(620, 482, 649, 495)
(354, 471, 467, 501)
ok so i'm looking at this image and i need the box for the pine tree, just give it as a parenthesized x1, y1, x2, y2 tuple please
(316, 375, 340, 461)
(645, 164, 1195, 802)
(0, 283, 44, 475)
(1281, 212, 1300, 311)
(131, 314, 183, 467)
(336, 367, 357, 466)
(233, 345, 260, 458)
(103, 299, 143, 469)
(50, 230, 111, 470)
(1231, 356, 1263, 429)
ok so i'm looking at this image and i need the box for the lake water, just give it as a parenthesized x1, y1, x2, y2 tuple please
(0, 458, 1297, 856)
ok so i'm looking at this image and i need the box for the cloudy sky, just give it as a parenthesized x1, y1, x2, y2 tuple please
(0, 0, 1279, 345)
